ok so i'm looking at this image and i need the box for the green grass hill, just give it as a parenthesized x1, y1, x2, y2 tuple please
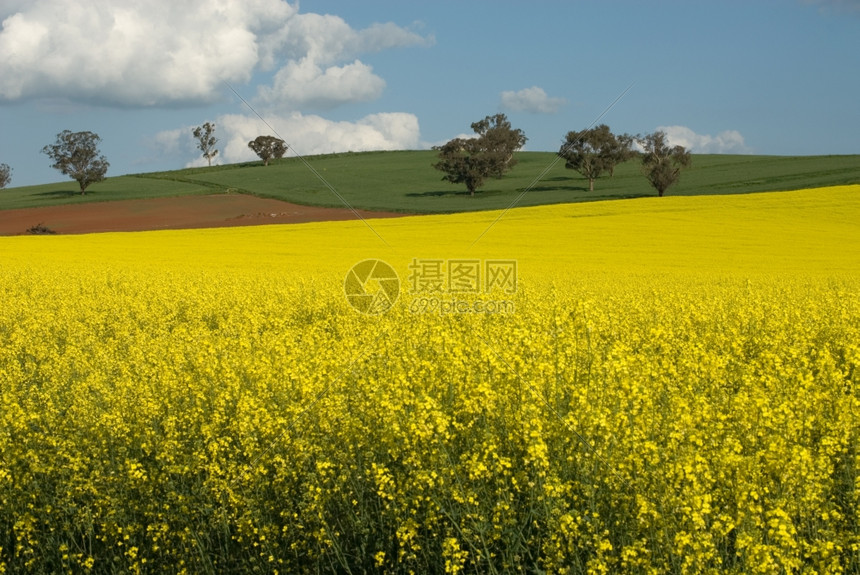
(2, 151, 858, 213)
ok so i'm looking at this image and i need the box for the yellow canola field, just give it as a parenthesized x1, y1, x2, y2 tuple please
(0, 186, 859, 573)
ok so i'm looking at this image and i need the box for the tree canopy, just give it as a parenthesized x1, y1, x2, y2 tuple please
(0, 163, 10, 189)
(41, 131, 109, 194)
(638, 131, 692, 196)
(432, 138, 496, 196)
(248, 136, 288, 166)
(558, 125, 635, 191)
(470, 113, 527, 177)
(192, 122, 219, 167)
(608, 133, 638, 176)
(433, 113, 526, 196)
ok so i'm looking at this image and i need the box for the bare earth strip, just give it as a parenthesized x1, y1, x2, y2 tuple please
(0, 194, 408, 235)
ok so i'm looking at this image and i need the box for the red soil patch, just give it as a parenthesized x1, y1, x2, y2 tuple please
(0, 194, 407, 236)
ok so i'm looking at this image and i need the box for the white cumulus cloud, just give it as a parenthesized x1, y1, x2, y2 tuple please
(0, 0, 273, 106)
(253, 14, 429, 111)
(268, 14, 432, 66)
(0, 0, 430, 108)
(658, 125, 752, 154)
(425, 133, 477, 148)
(158, 112, 422, 167)
(150, 128, 187, 158)
(500, 86, 566, 114)
(257, 59, 386, 110)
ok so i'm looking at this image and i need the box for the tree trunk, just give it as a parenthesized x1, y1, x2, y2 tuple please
(589, 178, 594, 192)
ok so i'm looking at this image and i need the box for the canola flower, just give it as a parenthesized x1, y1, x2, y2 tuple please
(0, 185, 858, 573)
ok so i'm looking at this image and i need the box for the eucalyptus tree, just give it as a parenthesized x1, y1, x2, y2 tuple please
(41, 131, 109, 194)
(639, 131, 692, 197)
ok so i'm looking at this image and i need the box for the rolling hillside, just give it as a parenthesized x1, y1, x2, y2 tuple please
(2, 151, 858, 213)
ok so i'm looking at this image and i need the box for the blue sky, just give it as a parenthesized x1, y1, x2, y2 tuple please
(1, 0, 858, 187)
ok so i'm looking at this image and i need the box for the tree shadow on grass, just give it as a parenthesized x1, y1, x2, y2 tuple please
(562, 192, 653, 204)
(526, 184, 590, 193)
(406, 189, 484, 198)
(32, 189, 97, 200)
